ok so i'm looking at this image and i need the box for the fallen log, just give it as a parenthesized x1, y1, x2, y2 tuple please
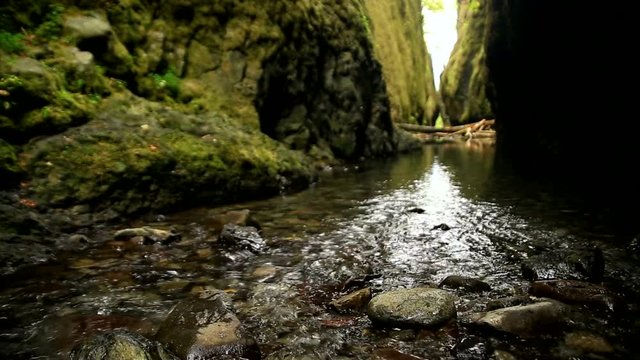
(398, 119, 494, 134)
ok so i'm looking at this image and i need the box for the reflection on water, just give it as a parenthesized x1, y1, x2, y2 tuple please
(1, 141, 639, 359)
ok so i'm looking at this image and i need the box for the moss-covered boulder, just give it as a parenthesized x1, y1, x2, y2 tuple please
(70, 329, 179, 360)
(439, 0, 494, 125)
(0, 139, 21, 184)
(364, 0, 439, 125)
(19, 94, 313, 217)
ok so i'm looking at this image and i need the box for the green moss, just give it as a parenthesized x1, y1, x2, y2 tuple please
(439, 0, 494, 124)
(0, 139, 20, 178)
(21, 96, 313, 213)
(422, 0, 444, 11)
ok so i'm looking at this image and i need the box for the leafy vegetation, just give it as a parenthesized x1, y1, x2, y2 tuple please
(422, 0, 444, 11)
(34, 3, 64, 40)
(151, 69, 181, 97)
(0, 31, 24, 53)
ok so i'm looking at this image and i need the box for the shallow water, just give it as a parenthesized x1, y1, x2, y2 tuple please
(2, 141, 639, 359)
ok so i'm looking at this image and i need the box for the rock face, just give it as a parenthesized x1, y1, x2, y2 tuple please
(367, 287, 456, 328)
(155, 290, 260, 360)
(486, 1, 639, 238)
(69, 329, 179, 360)
(439, 0, 494, 124)
(363, 0, 439, 125)
(255, 1, 405, 159)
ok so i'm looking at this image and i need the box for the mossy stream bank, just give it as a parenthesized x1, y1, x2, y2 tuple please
(1, 0, 439, 225)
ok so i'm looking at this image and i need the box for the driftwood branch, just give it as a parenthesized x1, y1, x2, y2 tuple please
(397, 119, 495, 134)
(398, 119, 496, 144)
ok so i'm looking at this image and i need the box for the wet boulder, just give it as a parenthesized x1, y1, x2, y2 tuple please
(529, 280, 624, 312)
(155, 289, 260, 360)
(329, 287, 372, 313)
(69, 329, 179, 360)
(114, 227, 181, 245)
(218, 224, 265, 253)
(470, 300, 569, 338)
(439, 275, 491, 293)
(367, 287, 457, 328)
(521, 248, 604, 281)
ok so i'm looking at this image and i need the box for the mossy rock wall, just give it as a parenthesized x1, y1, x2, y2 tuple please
(254, 1, 406, 160)
(0, 0, 419, 217)
(363, 0, 439, 125)
(439, 0, 494, 125)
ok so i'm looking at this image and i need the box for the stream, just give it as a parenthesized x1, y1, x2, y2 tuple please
(2, 141, 639, 359)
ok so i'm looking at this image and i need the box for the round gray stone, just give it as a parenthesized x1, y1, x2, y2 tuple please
(367, 287, 457, 328)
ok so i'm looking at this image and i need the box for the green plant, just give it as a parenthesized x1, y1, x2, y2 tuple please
(41, 106, 50, 118)
(435, 114, 444, 128)
(0, 31, 24, 53)
(422, 0, 444, 11)
(34, 3, 65, 40)
(469, 0, 481, 12)
(151, 69, 181, 97)
(88, 93, 102, 104)
(360, 12, 371, 36)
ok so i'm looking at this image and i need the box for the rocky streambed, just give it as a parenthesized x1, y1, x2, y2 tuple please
(1, 143, 640, 359)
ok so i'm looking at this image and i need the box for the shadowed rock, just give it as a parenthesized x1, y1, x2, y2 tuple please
(529, 280, 624, 312)
(439, 275, 491, 293)
(521, 248, 604, 281)
(485, 295, 532, 311)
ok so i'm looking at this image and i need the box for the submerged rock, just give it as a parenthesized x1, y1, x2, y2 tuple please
(439, 275, 491, 293)
(471, 300, 569, 338)
(485, 295, 532, 311)
(114, 227, 180, 245)
(367, 287, 456, 328)
(219, 224, 265, 253)
(208, 209, 260, 233)
(155, 290, 260, 360)
(69, 329, 179, 360)
(564, 331, 614, 354)
(521, 248, 604, 281)
(529, 280, 624, 312)
(432, 223, 451, 231)
(330, 287, 372, 312)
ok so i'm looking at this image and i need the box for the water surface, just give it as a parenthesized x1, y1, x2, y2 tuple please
(2, 141, 639, 359)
